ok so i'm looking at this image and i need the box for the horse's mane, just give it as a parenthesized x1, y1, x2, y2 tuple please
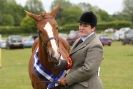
(59, 36, 70, 52)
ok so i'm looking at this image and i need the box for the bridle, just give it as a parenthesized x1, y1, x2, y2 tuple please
(38, 30, 59, 46)
(38, 29, 61, 63)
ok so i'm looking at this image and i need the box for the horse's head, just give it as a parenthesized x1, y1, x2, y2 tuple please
(26, 5, 63, 63)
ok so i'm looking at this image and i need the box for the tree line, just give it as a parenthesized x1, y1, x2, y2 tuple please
(0, 0, 133, 34)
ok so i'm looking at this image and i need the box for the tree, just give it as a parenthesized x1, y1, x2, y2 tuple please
(123, 0, 133, 22)
(111, 12, 130, 21)
(78, 3, 92, 12)
(51, 0, 82, 25)
(20, 15, 36, 33)
(1, 14, 14, 25)
(78, 3, 111, 22)
(95, 9, 112, 22)
(0, 0, 25, 26)
(25, 0, 44, 13)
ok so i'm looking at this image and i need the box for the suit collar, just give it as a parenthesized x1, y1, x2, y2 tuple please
(70, 33, 96, 55)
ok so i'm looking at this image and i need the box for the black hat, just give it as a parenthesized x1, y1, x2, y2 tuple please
(79, 11, 97, 27)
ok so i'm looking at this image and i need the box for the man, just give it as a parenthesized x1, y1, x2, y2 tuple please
(58, 11, 104, 89)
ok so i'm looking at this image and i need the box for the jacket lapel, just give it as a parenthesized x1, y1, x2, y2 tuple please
(70, 33, 96, 55)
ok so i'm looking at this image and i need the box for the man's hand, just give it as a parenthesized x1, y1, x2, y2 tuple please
(58, 77, 68, 86)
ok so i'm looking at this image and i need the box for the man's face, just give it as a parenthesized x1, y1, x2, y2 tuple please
(79, 23, 95, 37)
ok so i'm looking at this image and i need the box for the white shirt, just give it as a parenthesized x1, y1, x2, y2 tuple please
(80, 32, 95, 42)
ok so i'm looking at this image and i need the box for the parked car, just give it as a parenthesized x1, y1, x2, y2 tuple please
(104, 28, 114, 33)
(112, 27, 131, 40)
(6, 35, 24, 49)
(122, 30, 133, 45)
(23, 36, 34, 48)
(0, 39, 6, 48)
(99, 35, 112, 46)
(66, 30, 79, 46)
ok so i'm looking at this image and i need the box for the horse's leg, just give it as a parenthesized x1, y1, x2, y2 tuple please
(29, 56, 35, 89)
(30, 72, 48, 89)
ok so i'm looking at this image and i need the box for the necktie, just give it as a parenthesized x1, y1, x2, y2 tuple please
(74, 39, 83, 48)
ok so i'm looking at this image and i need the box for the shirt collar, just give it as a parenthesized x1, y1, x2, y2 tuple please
(80, 32, 95, 42)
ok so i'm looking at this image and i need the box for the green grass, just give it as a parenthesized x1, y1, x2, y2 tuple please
(100, 42, 133, 89)
(0, 42, 133, 89)
(0, 48, 32, 89)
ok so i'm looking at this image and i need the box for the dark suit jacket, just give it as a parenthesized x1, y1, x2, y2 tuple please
(65, 33, 103, 89)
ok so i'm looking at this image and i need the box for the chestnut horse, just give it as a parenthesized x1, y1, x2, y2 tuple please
(26, 5, 72, 89)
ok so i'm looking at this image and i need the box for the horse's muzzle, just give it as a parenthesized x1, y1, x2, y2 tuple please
(54, 59, 68, 70)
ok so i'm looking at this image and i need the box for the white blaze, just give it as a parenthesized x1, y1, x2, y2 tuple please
(43, 22, 58, 55)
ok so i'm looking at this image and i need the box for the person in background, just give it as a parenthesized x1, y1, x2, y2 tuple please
(58, 11, 104, 89)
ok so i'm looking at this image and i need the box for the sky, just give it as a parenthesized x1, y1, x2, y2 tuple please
(16, 0, 124, 15)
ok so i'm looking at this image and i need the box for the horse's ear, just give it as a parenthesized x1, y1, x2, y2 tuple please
(25, 10, 39, 21)
(50, 4, 60, 17)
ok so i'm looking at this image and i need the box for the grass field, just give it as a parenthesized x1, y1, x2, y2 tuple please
(101, 42, 133, 89)
(0, 41, 133, 89)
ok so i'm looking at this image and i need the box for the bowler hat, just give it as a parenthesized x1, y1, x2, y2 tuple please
(79, 11, 97, 27)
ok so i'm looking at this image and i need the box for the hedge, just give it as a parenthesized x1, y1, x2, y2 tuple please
(59, 21, 133, 33)
(59, 23, 78, 33)
(0, 21, 132, 35)
(97, 21, 132, 32)
(0, 26, 22, 34)
(0, 26, 37, 35)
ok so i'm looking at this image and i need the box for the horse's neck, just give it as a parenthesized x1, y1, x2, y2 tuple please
(38, 40, 60, 74)
(38, 41, 49, 67)
(59, 37, 70, 54)
(57, 37, 70, 61)
(32, 37, 71, 75)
